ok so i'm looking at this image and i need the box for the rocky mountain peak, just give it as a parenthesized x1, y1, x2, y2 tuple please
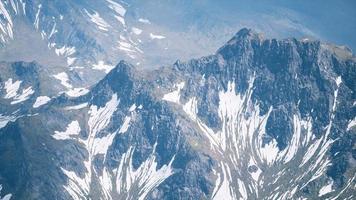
(0, 27, 355, 200)
(233, 28, 262, 41)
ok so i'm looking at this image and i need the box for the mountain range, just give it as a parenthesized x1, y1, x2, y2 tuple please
(0, 28, 355, 199)
(0, 0, 355, 200)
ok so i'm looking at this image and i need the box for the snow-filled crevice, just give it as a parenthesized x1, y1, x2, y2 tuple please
(57, 94, 119, 199)
(55, 94, 174, 199)
(182, 75, 351, 199)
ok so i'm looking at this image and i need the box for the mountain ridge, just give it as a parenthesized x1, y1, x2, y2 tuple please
(0, 28, 355, 199)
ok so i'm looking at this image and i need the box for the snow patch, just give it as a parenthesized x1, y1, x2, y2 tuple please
(138, 18, 151, 24)
(10, 86, 34, 105)
(162, 82, 185, 104)
(90, 131, 117, 158)
(132, 27, 142, 35)
(33, 96, 51, 108)
(3, 78, 21, 99)
(335, 76, 342, 86)
(53, 72, 72, 89)
(66, 88, 89, 97)
(53, 121, 81, 140)
(55, 46, 76, 57)
(347, 117, 356, 131)
(67, 57, 76, 66)
(319, 181, 334, 197)
(129, 104, 136, 112)
(93, 60, 114, 73)
(260, 139, 279, 165)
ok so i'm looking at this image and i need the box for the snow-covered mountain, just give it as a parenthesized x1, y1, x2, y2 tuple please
(0, 28, 355, 199)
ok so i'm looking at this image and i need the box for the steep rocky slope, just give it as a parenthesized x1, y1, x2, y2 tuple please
(0, 29, 355, 199)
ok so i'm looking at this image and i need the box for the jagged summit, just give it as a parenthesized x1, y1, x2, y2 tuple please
(233, 28, 263, 40)
(224, 28, 263, 44)
(105, 60, 134, 77)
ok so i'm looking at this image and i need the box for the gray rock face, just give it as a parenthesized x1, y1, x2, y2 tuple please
(0, 29, 355, 199)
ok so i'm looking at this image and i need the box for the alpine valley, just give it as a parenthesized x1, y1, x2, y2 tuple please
(0, 1, 355, 200)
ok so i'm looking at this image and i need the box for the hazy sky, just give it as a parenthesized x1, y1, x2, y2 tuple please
(267, 0, 356, 50)
(130, 0, 356, 51)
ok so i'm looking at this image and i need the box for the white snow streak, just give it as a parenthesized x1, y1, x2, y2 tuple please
(61, 164, 90, 200)
(84, 9, 111, 31)
(55, 46, 76, 57)
(3, 79, 21, 99)
(119, 116, 131, 134)
(88, 94, 120, 156)
(183, 97, 198, 120)
(10, 86, 34, 104)
(3, 79, 34, 104)
(59, 93, 175, 199)
(64, 103, 88, 110)
(0, 0, 14, 42)
(61, 94, 120, 199)
(149, 33, 165, 40)
(34, 4, 42, 29)
(180, 75, 340, 199)
(0, 114, 16, 129)
(335, 76, 342, 86)
(48, 21, 57, 39)
(115, 145, 175, 200)
(106, 0, 126, 25)
(106, 0, 126, 16)
(212, 162, 235, 200)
